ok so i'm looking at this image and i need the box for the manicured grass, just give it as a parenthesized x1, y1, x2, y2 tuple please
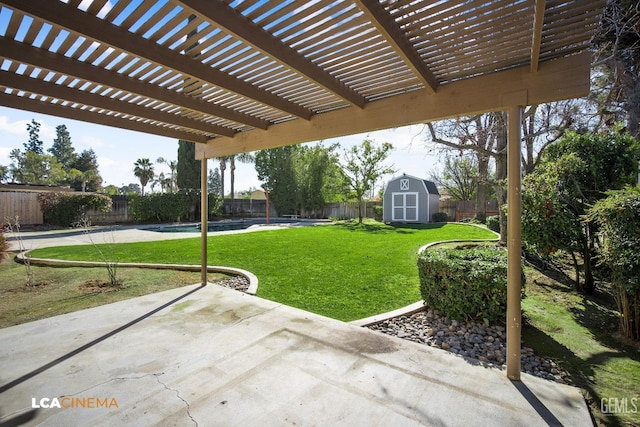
(522, 268, 640, 427)
(30, 222, 496, 321)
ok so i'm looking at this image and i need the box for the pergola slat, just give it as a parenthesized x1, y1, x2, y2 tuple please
(2, 0, 313, 120)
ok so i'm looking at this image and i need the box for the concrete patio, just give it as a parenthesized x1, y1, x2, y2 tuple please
(0, 282, 592, 426)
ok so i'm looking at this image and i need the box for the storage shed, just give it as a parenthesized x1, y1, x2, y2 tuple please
(383, 174, 440, 223)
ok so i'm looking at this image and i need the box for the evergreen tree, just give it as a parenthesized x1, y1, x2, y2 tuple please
(208, 168, 222, 195)
(49, 124, 77, 171)
(177, 140, 201, 191)
(24, 119, 44, 154)
(70, 149, 102, 192)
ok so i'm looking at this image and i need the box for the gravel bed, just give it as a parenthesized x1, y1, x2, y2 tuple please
(366, 309, 569, 384)
(215, 276, 250, 292)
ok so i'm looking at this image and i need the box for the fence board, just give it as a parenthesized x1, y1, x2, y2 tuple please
(0, 192, 43, 225)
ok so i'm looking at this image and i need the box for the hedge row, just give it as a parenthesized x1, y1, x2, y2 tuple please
(38, 193, 112, 227)
(417, 246, 525, 323)
(129, 192, 222, 223)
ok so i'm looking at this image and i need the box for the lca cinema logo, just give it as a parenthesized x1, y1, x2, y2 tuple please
(31, 396, 119, 409)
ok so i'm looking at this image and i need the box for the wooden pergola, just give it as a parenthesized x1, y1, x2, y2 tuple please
(0, 0, 604, 381)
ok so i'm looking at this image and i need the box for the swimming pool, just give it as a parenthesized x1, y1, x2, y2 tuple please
(147, 219, 293, 233)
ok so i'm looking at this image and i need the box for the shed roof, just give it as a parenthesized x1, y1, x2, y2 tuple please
(0, 0, 604, 158)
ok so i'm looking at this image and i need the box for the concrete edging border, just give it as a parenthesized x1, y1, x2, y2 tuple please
(351, 226, 499, 327)
(15, 251, 259, 295)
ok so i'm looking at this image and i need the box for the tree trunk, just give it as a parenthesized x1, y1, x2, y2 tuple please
(475, 153, 489, 222)
(219, 158, 226, 199)
(494, 113, 508, 245)
(230, 156, 236, 200)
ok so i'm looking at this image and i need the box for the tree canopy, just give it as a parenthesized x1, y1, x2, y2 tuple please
(522, 129, 640, 293)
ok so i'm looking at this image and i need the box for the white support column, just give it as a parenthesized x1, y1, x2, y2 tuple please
(506, 105, 522, 380)
(201, 158, 208, 286)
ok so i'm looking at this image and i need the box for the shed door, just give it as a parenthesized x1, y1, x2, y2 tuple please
(392, 192, 418, 221)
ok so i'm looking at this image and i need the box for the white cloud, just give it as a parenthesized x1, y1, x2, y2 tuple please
(79, 135, 107, 149)
(0, 146, 11, 164)
(0, 115, 29, 137)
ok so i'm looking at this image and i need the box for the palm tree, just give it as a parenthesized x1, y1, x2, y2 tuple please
(156, 157, 178, 192)
(134, 158, 154, 195)
(229, 152, 254, 199)
(217, 156, 227, 198)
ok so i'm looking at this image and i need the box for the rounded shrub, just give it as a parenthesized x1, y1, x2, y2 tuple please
(417, 246, 525, 323)
(486, 215, 500, 233)
(432, 212, 448, 222)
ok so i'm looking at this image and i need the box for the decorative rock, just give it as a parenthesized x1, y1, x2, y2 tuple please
(366, 309, 568, 384)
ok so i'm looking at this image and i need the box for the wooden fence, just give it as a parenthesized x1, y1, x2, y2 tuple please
(438, 199, 499, 221)
(0, 191, 43, 225)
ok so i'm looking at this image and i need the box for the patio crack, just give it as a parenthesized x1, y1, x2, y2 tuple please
(153, 373, 198, 427)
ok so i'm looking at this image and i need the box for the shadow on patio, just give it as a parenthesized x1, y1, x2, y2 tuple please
(1, 284, 592, 426)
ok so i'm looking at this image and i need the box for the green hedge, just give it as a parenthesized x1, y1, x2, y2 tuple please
(432, 212, 448, 222)
(129, 192, 222, 223)
(417, 246, 525, 323)
(38, 192, 112, 227)
(486, 215, 500, 232)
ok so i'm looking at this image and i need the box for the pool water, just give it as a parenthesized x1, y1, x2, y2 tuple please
(147, 220, 291, 233)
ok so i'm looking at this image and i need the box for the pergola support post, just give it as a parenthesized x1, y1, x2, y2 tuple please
(201, 158, 208, 286)
(506, 104, 523, 380)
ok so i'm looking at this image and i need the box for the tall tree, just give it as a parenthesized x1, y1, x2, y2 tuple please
(156, 156, 178, 192)
(208, 167, 222, 196)
(8, 149, 66, 185)
(592, 0, 640, 139)
(24, 119, 43, 154)
(295, 144, 342, 216)
(71, 149, 102, 192)
(340, 139, 395, 223)
(255, 146, 299, 215)
(133, 158, 155, 196)
(522, 129, 640, 294)
(429, 155, 480, 201)
(229, 152, 254, 199)
(217, 156, 227, 198)
(177, 140, 200, 191)
(49, 124, 77, 171)
(427, 114, 498, 222)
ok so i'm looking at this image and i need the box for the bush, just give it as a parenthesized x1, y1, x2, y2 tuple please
(417, 246, 525, 323)
(129, 192, 223, 223)
(588, 186, 640, 340)
(38, 193, 112, 227)
(432, 212, 448, 222)
(0, 231, 7, 260)
(486, 215, 500, 233)
(372, 205, 383, 221)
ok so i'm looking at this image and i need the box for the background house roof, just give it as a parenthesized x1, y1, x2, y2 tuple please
(0, 0, 604, 158)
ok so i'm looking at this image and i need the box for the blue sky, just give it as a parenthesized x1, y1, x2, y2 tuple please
(0, 106, 440, 193)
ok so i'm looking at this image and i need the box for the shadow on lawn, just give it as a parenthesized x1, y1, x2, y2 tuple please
(521, 321, 628, 427)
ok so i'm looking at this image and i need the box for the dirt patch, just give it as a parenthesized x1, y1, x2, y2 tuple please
(79, 279, 124, 294)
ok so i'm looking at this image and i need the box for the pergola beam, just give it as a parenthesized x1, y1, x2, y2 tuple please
(2, 0, 312, 120)
(354, 0, 439, 94)
(198, 52, 591, 158)
(179, 0, 366, 109)
(0, 38, 269, 130)
(0, 71, 231, 137)
(531, 0, 546, 73)
(0, 92, 208, 143)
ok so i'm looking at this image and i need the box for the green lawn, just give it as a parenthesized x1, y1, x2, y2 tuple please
(30, 222, 496, 321)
